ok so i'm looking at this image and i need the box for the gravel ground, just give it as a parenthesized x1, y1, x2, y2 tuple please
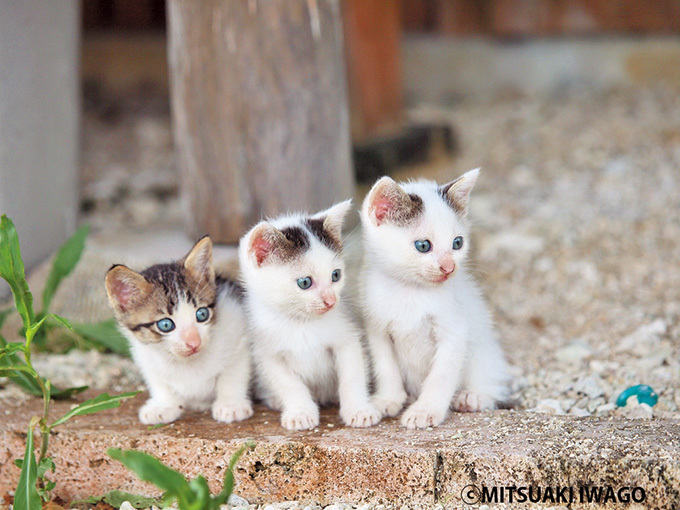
(1, 84, 679, 509)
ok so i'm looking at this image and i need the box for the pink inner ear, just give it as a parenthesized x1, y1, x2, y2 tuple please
(250, 234, 272, 267)
(371, 194, 393, 225)
(111, 278, 135, 312)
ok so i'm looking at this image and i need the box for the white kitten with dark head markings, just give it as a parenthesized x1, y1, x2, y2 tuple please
(360, 169, 509, 429)
(105, 236, 253, 425)
(239, 200, 380, 431)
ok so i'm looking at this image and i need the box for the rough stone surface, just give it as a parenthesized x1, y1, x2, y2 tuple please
(1, 394, 679, 509)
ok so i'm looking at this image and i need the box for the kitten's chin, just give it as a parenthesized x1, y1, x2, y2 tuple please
(419, 271, 455, 285)
(173, 347, 203, 359)
(431, 274, 451, 284)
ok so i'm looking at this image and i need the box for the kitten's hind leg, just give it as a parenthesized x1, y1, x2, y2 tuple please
(212, 337, 254, 423)
(453, 336, 509, 412)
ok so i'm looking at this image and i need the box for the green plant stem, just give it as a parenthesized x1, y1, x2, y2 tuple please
(23, 328, 51, 466)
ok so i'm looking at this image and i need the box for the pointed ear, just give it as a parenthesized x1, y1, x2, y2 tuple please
(439, 168, 480, 217)
(184, 235, 215, 282)
(105, 265, 151, 314)
(247, 222, 288, 267)
(364, 177, 423, 226)
(313, 199, 352, 241)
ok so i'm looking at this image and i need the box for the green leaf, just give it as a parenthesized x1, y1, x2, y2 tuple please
(50, 391, 138, 428)
(0, 364, 36, 376)
(0, 215, 35, 331)
(42, 224, 89, 313)
(37, 457, 55, 478)
(214, 441, 255, 507)
(14, 427, 41, 510)
(0, 341, 26, 359)
(103, 490, 159, 509)
(47, 313, 73, 332)
(38, 480, 56, 502)
(71, 319, 130, 356)
(108, 449, 194, 508)
(25, 316, 50, 348)
(188, 476, 211, 510)
(0, 308, 11, 329)
(0, 339, 42, 396)
(72, 492, 159, 510)
(47, 384, 89, 400)
(0, 369, 43, 397)
(69, 495, 102, 506)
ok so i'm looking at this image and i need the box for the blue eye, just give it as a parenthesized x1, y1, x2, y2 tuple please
(297, 276, 312, 289)
(196, 307, 209, 322)
(414, 240, 431, 253)
(452, 236, 464, 250)
(331, 269, 341, 282)
(156, 318, 175, 333)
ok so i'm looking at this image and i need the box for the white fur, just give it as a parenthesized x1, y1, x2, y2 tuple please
(239, 201, 381, 430)
(360, 170, 509, 429)
(128, 286, 253, 425)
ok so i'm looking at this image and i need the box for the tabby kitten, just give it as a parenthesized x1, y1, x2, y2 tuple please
(105, 236, 253, 425)
(239, 200, 380, 430)
(360, 169, 509, 429)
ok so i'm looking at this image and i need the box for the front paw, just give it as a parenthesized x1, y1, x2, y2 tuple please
(281, 406, 319, 431)
(400, 402, 447, 429)
(452, 391, 495, 412)
(372, 391, 407, 418)
(212, 400, 254, 423)
(340, 403, 381, 428)
(139, 401, 183, 425)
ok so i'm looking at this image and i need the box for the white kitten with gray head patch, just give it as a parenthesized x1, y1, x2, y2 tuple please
(105, 236, 253, 425)
(239, 200, 381, 431)
(360, 169, 509, 429)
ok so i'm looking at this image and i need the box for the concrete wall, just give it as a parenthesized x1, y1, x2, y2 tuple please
(0, 0, 81, 299)
(403, 36, 680, 102)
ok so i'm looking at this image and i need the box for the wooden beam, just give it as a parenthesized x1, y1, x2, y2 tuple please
(167, 0, 355, 243)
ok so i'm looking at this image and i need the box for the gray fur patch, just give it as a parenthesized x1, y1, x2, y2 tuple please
(276, 225, 311, 261)
(305, 217, 342, 252)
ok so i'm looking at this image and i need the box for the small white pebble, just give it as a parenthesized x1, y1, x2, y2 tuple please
(227, 494, 249, 507)
(119, 502, 135, 510)
(326, 423, 334, 428)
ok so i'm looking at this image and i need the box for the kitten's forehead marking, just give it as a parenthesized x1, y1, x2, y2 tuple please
(277, 225, 311, 261)
(401, 193, 424, 225)
(304, 217, 341, 252)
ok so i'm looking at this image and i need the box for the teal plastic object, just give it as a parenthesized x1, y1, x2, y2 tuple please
(616, 384, 658, 407)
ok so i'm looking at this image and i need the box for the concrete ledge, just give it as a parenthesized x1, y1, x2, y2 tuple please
(1, 393, 679, 508)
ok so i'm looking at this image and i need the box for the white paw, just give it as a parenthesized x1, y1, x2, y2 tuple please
(281, 406, 319, 431)
(340, 403, 381, 428)
(371, 391, 407, 418)
(452, 391, 495, 412)
(139, 402, 183, 425)
(400, 403, 447, 429)
(212, 400, 254, 423)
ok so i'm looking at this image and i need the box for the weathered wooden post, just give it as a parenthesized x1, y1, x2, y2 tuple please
(167, 0, 355, 243)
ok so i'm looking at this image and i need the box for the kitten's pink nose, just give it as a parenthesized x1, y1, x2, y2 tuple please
(181, 327, 202, 353)
(439, 257, 455, 275)
(321, 290, 336, 309)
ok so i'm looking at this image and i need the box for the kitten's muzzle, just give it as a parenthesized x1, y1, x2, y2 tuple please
(439, 257, 455, 276)
(318, 289, 337, 313)
(180, 326, 202, 356)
